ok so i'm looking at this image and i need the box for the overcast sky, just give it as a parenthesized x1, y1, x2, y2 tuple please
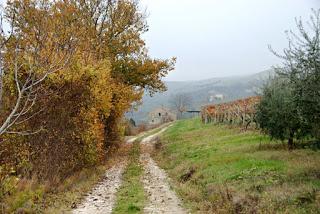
(140, 0, 319, 81)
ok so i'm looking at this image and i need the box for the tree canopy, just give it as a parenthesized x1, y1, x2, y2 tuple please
(0, 0, 175, 180)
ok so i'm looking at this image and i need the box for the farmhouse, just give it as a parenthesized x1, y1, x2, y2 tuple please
(208, 93, 225, 102)
(148, 107, 176, 125)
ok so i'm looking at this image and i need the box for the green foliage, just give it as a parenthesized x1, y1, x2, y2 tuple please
(0, 164, 110, 213)
(0, 176, 45, 213)
(255, 76, 305, 146)
(153, 118, 320, 213)
(269, 9, 320, 141)
(256, 9, 320, 145)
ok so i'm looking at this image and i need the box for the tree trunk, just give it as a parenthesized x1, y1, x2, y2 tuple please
(103, 106, 121, 151)
(288, 132, 294, 150)
(103, 92, 124, 151)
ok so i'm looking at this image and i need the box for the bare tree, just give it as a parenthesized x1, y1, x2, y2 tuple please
(170, 93, 192, 119)
(0, 5, 76, 136)
(0, 5, 12, 109)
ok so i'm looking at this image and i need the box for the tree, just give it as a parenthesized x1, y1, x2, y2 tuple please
(0, 0, 175, 180)
(255, 76, 304, 149)
(170, 93, 192, 119)
(0, 0, 174, 182)
(0, 1, 76, 136)
(72, 0, 175, 148)
(270, 9, 320, 140)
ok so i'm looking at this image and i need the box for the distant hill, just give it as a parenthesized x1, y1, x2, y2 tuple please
(126, 69, 274, 124)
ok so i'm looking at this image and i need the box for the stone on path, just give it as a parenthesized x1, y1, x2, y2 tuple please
(141, 153, 187, 214)
(72, 162, 126, 214)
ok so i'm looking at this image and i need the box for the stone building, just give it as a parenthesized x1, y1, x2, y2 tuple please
(148, 107, 176, 125)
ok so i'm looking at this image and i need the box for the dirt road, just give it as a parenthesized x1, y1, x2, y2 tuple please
(140, 124, 187, 214)
(140, 153, 186, 214)
(72, 124, 186, 213)
(72, 162, 126, 214)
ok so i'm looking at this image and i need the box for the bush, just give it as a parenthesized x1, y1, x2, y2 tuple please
(255, 76, 305, 148)
(269, 9, 320, 142)
(257, 9, 320, 146)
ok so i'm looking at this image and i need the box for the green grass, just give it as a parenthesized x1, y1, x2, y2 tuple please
(113, 142, 145, 214)
(153, 118, 320, 213)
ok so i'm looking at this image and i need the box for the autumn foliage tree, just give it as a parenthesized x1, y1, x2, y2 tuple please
(0, 0, 175, 182)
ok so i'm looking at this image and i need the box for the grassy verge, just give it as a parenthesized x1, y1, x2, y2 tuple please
(153, 118, 320, 213)
(1, 166, 110, 213)
(113, 141, 145, 214)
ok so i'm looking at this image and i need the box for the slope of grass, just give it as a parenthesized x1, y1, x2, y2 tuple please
(153, 118, 320, 213)
(113, 142, 145, 214)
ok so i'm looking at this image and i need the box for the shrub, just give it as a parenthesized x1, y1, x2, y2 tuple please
(255, 76, 305, 148)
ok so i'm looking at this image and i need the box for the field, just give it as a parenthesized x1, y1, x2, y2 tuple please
(153, 118, 320, 213)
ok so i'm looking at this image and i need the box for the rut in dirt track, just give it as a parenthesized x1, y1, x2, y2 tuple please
(140, 124, 187, 214)
(72, 162, 126, 214)
(140, 153, 187, 214)
(72, 124, 187, 214)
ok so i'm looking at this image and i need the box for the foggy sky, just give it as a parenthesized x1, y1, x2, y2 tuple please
(0, 0, 318, 81)
(140, 0, 319, 81)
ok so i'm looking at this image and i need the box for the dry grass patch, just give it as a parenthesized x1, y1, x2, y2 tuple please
(1, 144, 131, 213)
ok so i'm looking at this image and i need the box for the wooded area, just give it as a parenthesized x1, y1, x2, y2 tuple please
(0, 0, 174, 189)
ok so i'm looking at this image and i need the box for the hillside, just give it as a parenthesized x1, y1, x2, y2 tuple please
(153, 118, 320, 213)
(127, 69, 274, 123)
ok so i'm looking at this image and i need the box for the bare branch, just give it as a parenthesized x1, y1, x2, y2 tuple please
(5, 128, 43, 136)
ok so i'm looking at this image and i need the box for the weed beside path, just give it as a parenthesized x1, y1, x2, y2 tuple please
(113, 142, 145, 214)
(1, 145, 130, 214)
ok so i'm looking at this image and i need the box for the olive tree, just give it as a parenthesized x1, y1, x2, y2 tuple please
(270, 9, 320, 140)
(255, 76, 307, 149)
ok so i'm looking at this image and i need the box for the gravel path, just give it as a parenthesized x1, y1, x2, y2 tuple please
(140, 154, 187, 214)
(72, 123, 185, 214)
(126, 123, 172, 145)
(72, 162, 126, 214)
(141, 125, 172, 145)
(140, 124, 187, 214)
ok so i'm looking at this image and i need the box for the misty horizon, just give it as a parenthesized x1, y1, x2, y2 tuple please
(141, 0, 319, 81)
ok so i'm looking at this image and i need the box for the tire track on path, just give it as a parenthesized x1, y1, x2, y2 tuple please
(72, 162, 126, 214)
(140, 125, 188, 214)
(72, 123, 186, 214)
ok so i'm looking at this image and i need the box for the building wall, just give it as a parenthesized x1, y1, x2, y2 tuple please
(148, 108, 176, 125)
